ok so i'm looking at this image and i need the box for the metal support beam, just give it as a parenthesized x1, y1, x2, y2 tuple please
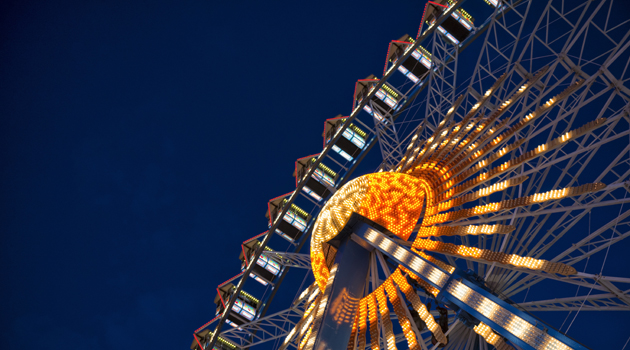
(263, 251, 312, 270)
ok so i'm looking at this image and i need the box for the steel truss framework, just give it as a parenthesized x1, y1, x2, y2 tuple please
(196, 0, 630, 349)
(262, 252, 312, 270)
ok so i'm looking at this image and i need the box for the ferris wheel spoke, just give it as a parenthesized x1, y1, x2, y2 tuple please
(510, 84, 612, 154)
(505, 187, 627, 270)
(513, 131, 628, 184)
(369, 251, 380, 294)
(520, 122, 628, 175)
(447, 192, 629, 228)
(443, 72, 581, 182)
(517, 291, 630, 311)
(433, 320, 465, 350)
(563, 1, 617, 58)
(519, 2, 594, 67)
(552, 207, 630, 264)
(458, 328, 475, 350)
(454, 195, 630, 284)
(448, 119, 629, 213)
(508, 173, 630, 260)
(435, 236, 460, 267)
(512, 1, 556, 69)
(410, 239, 629, 301)
(504, 272, 599, 298)
(469, 0, 533, 91)
(506, 276, 630, 312)
(416, 248, 586, 291)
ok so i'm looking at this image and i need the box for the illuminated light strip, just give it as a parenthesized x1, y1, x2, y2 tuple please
(239, 290, 260, 305)
(282, 295, 321, 349)
(368, 294, 380, 350)
(194, 330, 238, 350)
(427, 116, 478, 166)
(401, 266, 440, 297)
(315, 160, 337, 179)
(411, 248, 456, 274)
(449, 114, 604, 194)
(304, 265, 338, 350)
(357, 297, 369, 350)
(375, 286, 398, 350)
(307, 286, 320, 304)
(410, 121, 459, 170)
(426, 72, 509, 164)
(427, 127, 459, 162)
(442, 101, 595, 196)
(289, 203, 310, 221)
(364, 229, 449, 288)
(381, 84, 400, 99)
(392, 269, 447, 345)
(300, 301, 318, 336)
(311, 176, 369, 291)
(447, 280, 573, 350)
(410, 124, 460, 172)
(429, 115, 508, 186)
(384, 279, 422, 350)
(403, 130, 434, 171)
(425, 183, 606, 227)
(358, 173, 428, 240)
(193, 316, 220, 333)
(405, 164, 444, 196)
(438, 67, 552, 172)
(284, 325, 298, 346)
(217, 272, 244, 288)
(193, 334, 204, 350)
(438, 79, 586, 192)
(349, 123, 368, 139)
(469, 137, 526, 172)
(298, 283, 317, 302)
(242, 231, 269, 245)
(473, 322, 515, 350)
(412, 95, 465, 166)
(416, 224, 515, 238)
(346, 309, 360, 350)
(298, 325, 313, 350)
(412, 238, 577, 275)
(436, 176, 528, 212)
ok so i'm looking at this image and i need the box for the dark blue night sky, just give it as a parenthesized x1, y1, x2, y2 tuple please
(1, 1, 628, 349)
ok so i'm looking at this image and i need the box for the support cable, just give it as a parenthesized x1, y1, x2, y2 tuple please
(559, 211, 591, 331)
(565, 190, 627, 333)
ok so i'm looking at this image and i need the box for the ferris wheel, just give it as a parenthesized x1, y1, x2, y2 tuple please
(191, 0, 630, 349)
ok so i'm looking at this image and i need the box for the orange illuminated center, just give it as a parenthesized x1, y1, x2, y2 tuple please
(310, 172, 430, 292)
